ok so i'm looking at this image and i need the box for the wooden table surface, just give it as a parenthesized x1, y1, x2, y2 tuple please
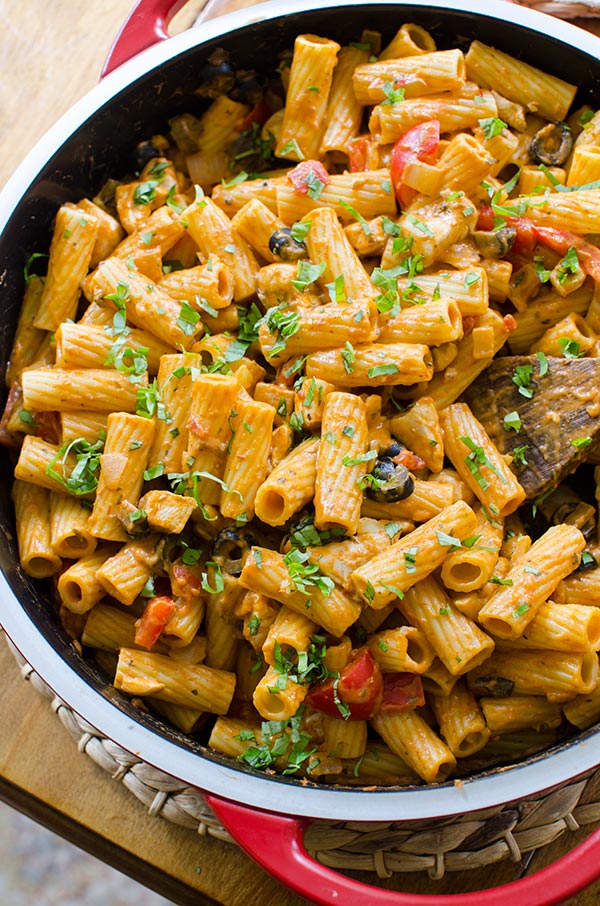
(1, 1, 600, 903)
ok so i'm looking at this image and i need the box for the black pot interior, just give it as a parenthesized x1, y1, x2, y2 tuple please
(1, 3, 600, 790)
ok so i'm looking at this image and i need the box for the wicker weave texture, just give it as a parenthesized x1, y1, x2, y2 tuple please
(6, 633, 600, 879)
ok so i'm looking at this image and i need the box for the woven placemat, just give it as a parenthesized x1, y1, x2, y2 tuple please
(5, 633, 600, 879)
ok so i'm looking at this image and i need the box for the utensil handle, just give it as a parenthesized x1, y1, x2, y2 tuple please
(205, 793, 600, 906)
(102, 0, 189, 76)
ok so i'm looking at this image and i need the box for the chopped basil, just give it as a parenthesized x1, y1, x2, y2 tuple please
(503, 411, 522, 432)
(367, 363, 399, 379)
(479, 116, 507, 139)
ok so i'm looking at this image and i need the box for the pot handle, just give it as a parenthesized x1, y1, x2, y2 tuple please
(205, 793, 600, 906)
(102, 0, 189, 77)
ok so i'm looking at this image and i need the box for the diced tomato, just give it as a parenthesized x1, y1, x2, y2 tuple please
(305, 647, 383, 721)
(462, 315, 481, 337)
(378, 672, 425, 714)
(287, 160, 331, 195)
(392, 449, 426, 472)
(171, 562, 202, 605)
(476, 206, 537, 257)
(504, 313, 517, 332)
(134, 596, 175, 650)
(390, 120, 439, 209)
(348, 136, 370, 172)
(533, 225, 600, 282)
(240, 99, 272, 132)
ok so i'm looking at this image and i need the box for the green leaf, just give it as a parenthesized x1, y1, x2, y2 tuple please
(503, 411, 522, 432)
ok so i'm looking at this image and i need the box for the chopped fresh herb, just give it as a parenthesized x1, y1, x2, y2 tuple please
(221, 171, 248, 188)
(512, 444, 529, 466)
(264, 305, 300, 358)
(279, 139, 305, 160)
(176, 301, 201, 337)
(503, 411, 522, 432)
(377, 639, 389, 652)
(460, 435, 507, 490)
(291, 259, 326, 292)
(558, 337, 585, 359)
(133, 179, 160, 205)
(290, 220, 312, 242)
(325, 273, 346, 303)
(572, 436, 593, 449)
(380, 581, 404, 598)
(288, 514, 346, 550)
(367, 363, 399, 379)
(46, 435, 105, 496)
(462, 535, 481, 549)
(512, 363, 535, 399)
(382, 216, 400, 237)
(523, 565, 540, 575)
(18, 409, 36, 425)
(406, 214, 434, 237)
(24, 251, 48, 283)
(534, 256, 551, 283)
(403, 546, 418, 574)
(201, 561, 225, 594)
(342, 425, 355, 438)
(536, 351, 549, 376)
(381, 81, 405, 105)
(129, 440, 143, 450)
(381, 179, 392, 194)
(342, 449, 377, 467)
(165, 185, 185, 214)
(555, 247, 579, 284)
(248, 614, 260, 636)
(439, 606, 449, 616)
(464, 272, 480, 288)
(513, 601, 530, 618)
(579, 109, 595, 127)
(140, 576, 156, 598)
(225, 302, 262, 362)
(436, 530, 461, 550)
(144, 463, 165, 481)
(323, 430, 337, 445)
(384, 522, 404, 541)
(136, 379, 170, 421)
(339, 199, 371, 235)
(364, 581, 375, 604)
(479, 116, 507, 139)
(490, 575, 513, 586)
(283, 548, 334, 597)
(341, 341, 355, 375)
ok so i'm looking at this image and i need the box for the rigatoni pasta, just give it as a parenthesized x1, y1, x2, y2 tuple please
(7, 21, 600, 792)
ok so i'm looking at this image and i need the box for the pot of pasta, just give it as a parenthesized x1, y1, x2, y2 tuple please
(3, 0, 600, 901)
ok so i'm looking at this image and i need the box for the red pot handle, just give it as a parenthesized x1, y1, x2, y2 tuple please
(205, 793, 600, 906)
(102, 0, 189, 77)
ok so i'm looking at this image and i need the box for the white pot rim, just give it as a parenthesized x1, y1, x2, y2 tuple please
(2, 0, 600, 821)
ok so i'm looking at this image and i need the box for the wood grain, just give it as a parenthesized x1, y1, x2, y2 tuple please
(0, 1, 600, 903)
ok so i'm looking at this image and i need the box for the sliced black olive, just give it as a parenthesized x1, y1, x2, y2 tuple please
(473, 227, 516, 259)
(366, 457, 414, 503)
(383, 441, 403, 459)
(529, 121, 573, 167)
(268, 228, 308, 262)
(196, 48, 235, 98)
(234, 70, 265, 107)
(211, 528, 255, 576)
(134, 139, 164, 172)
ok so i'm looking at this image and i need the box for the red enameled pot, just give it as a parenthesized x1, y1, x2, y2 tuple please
(2, 2, 600, 902)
